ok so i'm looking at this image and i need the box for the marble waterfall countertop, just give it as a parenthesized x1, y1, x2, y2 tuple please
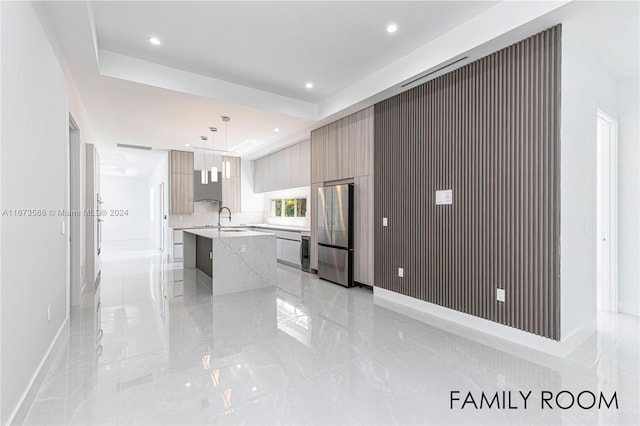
(183, 228, 274, 239)
(171, 224, 310, 233)
(182, 228, 277, 296)
(246, 223, 311, 232)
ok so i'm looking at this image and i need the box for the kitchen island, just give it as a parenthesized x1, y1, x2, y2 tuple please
(182, 228, 277, 296)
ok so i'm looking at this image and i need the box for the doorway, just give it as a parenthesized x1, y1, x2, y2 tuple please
(596, 109, 618, 313)
(69, 115, 82, 308)
(159, 182, 165, 253)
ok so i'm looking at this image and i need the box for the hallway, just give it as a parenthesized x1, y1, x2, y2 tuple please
(20, 241, 640, 425)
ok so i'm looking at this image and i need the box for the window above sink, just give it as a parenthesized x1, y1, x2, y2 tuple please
(271, 198, 307, 218)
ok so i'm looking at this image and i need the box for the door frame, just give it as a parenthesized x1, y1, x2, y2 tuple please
(596, 109, 618, 313)
(69, 114, 82, 308)
(159, 181, 165, 253)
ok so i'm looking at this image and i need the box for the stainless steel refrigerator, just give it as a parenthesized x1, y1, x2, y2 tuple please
(317, 184, 354, 287)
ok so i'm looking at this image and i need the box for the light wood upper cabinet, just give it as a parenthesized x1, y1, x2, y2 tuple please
(253, 140, 310, 193)
(253, 158, 265, 193)
(354, 175, 374, 285)
(184, 151, 194, 174)
(310, 108, 373, 183)
(289, 142, 301, 189)
(299, 139, 310, 188)
(169, 150, 194, 214)
(309, 107, 374, 285)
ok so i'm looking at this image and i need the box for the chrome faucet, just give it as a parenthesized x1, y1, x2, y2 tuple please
(218, 206, 231, 227)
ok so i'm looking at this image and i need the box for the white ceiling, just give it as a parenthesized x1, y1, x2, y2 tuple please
(35, 0, 638, 165)
(100, 148, 166, 178)
(92, 1, 498, 103)
(69, 67, 315, 155)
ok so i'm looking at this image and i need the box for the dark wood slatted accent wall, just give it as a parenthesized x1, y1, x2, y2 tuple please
(374, 26, 561, 340)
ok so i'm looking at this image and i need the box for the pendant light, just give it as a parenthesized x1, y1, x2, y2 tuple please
(208, 127, 218, 182)
(221, 116, 231, 179)
(201, 169, 209, 184)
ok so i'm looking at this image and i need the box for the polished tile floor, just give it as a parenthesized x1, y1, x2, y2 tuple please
(22, 240, 639, 425)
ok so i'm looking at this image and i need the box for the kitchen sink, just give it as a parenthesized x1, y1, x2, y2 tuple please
(219, 229, 247, 233)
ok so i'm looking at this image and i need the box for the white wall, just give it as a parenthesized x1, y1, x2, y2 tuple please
(147, 152, 168, 251)
(617, 77, 640, 316)
(0, 2, 68, 423)
(241, 159, 264, 214)
(560, 19, 619, 338)
(30, 0, 98, 296)
(100, 176, 150, 242)
(0, 2, 4, 422)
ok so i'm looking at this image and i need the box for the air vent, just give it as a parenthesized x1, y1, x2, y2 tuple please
(116, 143, 152, 151)
(193, 147, 231, 153)
(400, 56, 469, 88)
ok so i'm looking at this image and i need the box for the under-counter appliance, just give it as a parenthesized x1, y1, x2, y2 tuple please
(300, 236, 310, 272)
(317, 184, 353, 287)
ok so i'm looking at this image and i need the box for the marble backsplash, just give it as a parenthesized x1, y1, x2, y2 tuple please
(169, 200, 264, 228)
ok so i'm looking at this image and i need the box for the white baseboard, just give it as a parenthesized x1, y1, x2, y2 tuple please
(374, 287, 595, 358)
(6, 317, 69, 426)
(619, 301, 640, 316)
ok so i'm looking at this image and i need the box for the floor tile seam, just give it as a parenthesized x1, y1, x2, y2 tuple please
(96, 347, 170, 368)
(212, 375, 338, 421)
(363, 325, 439, 357)
(299, 351, 374, 383)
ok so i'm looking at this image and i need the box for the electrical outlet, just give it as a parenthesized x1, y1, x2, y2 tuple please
(398, 267, 404, 278)
(47, 304, 52, 321)
(383, 217, 388, 227)
(240, 244, 246, 253)
(496, 288, 505, 302)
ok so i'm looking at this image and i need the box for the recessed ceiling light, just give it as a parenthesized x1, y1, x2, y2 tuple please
(274, 128, 280, 132)
(305, 82, 314, 89)
(149, 37, 161, 45)
(185, 143, 191, 147)
(387, 24, 398, 33)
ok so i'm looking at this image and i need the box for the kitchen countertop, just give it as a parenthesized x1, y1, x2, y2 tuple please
(247, 223, 310, 232)
(183, 228, 275, 239)
(171, 223, 310, 233)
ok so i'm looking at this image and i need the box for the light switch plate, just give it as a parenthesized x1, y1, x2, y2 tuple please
(435, 189, 453, 205)
(398, 267, 404, 278)
(496, 288, 505, 302)
(383, 217, 388, 227)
